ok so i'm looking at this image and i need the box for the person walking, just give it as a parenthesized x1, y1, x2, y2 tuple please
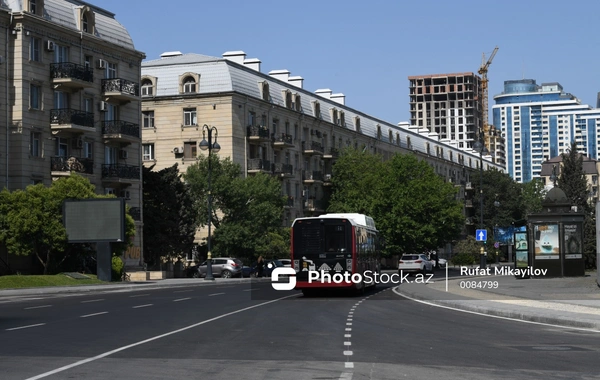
(256, 256, 265, 278)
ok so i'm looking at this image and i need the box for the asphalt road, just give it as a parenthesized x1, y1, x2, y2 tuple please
(1, 277, 599, 380)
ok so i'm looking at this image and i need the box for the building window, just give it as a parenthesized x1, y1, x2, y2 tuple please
(30, 37, 41, 62)
(184, 142, 197, 159)
(295, 95, 301, 111)
(285, 91, 292, 109)
(262, 82, 270, 102)
(141, 79, 153, 96)
(30, 131, 41, 157)
(339, 111, 345, 127)
(53, 44, 69, 63)
(355, 116, 361, 132)
(183, 77, 196, 93)
(30, 84, 41, 109)
(29, 0, 43, 15)
(84, 141, 93, 159)
(183, 108, 197, 126)
(313, 102, 321, 119)
(84, 55, 92, 70)
(142, 144, 155, 161)
(143, 111, 155, 128)
(106, 62, 117, 79)
(82, 14, 89, 32)
(248, 111, 256, 127)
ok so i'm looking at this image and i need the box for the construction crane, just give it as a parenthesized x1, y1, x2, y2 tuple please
(477, 46, 498, 149)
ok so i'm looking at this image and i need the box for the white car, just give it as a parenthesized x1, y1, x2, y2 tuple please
(430, 257, 447, 269)
(398, 254, 433, 275)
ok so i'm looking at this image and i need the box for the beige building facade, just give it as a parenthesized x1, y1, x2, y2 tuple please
(0, 0, 145, 268)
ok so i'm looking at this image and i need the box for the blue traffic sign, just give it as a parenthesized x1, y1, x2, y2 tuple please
(476, 229, 487, 242)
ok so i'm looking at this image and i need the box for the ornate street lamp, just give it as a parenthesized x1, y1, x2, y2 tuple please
(473, 137, 489, 269)
(199, 125, 220, 281)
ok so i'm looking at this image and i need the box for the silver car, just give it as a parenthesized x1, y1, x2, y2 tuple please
(197, 258, 243, 278)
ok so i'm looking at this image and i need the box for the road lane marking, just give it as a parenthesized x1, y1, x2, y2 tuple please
(173, 298, 191, 302)
(80, 312, 108, 318)
(25, 294, 298, 380)
(344, 362, 354, 369)
(81, 299, 104, 303)
(343, 351, 353, 355)
(132, 304, 153, 309)
(208, 292, 225, 296)
(6, 323, 46, 331)
(24, 305, 52, 310)
(129, 294, 150, 298)
(339, 372, 353, 379)
(173, 290, 193, 293)
(243, 289, 257, 292)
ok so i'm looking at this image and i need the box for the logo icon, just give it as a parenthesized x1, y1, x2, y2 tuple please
(271, 267, 296, 290)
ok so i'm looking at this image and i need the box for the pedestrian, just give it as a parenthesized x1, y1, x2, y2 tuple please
(256, 256, 264, 278)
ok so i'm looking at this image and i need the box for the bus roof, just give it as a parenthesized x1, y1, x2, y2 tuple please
(292, 213, 377, 230)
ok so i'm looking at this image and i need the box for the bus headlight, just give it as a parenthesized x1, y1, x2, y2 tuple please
(346, 259, 353, 271)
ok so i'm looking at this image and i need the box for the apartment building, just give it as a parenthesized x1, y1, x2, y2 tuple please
(0, 0, 145, 267)
(141, 51, 504, 247)
(493, 79, 600, 183)
(540, 154, 600, 203)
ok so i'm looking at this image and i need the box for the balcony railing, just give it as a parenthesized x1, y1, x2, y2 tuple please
(101, 164, 140, 180)
(247, 158, 271, 172)
(272, 133, 293, 146)
(304, 198, 324, 211)
(273, 163, 293, 176)
(101, 78, 139, 97)
(302, 140, 324, 154)
(51, 156, 93, 175)
(129, 207, 141, 221)
(302, 170, 323, 182)
(285, 196, 294, 208)
(50, 109, 94, 128)
(101, 120, 140, 139)
(247, 125, 270, 139)
(50, 62, 93, 83)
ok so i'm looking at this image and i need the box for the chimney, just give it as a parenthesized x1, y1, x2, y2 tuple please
(331, 93, 345, 105)
(244, 58, 261, 72)
(160, 51, 183, 58)
(288, 76, 304, 89)
(315, 89, 332, 99)
(268, 69, 290, 83)
(222, 51, 246, 65)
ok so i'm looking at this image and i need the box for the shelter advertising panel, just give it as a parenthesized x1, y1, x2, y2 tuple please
(563, 223, 583, 259)
(534, 224, 559, 260)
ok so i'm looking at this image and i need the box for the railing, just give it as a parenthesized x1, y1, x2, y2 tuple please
(50, 109, 94, 128)
(51, 156, 94, 174)
(285, 196, 294, 207)
(304, 198, 324, 210)
(273, 163, 293, 176)
(302, 170, 323, 181)
(101, 120, 140, 138)
(272, 133, 293, 145)
(50, 62, 93, 83)
(302, 141, 324, 154)
(101, 164, 140, 180)
(129, 207, 141, 221)
(247, 158, 271, 171)
(247, 125, 270, 138)
(465, 200, 473, 207)
(101, 78, 139, 97)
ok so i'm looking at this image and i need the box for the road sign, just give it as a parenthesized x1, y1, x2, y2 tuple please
(476, 229, 487, 242)
(494, 242, 500, 249)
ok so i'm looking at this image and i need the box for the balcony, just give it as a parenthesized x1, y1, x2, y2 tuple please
(50, 109, 95, 133)
(273, 163, 294, 178)
(465, 182, 473, 191)
(302, 141, 324, 155)
(50, 63, 94, 90)
(247, 158, 271, 174)
(323, 173, 333, 186)
(272, 133, 294, 148)
(247, 125, 270, 142)
(101, 120, 140, 143)
(302, 170, 323, 184)
(129, 207, 141, 221)
(101, 78, 139, 103)
(304, 198, 325, 213)
(101, 164, 140, 185)
(323, 147, 340, 159)
(465, 199, 473, 208)
(284, 196, 295, 208)
(51, 156, 94, 176)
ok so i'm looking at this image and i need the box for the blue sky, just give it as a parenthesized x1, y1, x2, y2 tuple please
(93, 0, 600, 125)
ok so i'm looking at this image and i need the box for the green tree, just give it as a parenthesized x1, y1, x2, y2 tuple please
(451, 236, 479, 265)
(521, 178, 546, 216)
(143, 164, 197, 269)
(474, 168, 525, 232)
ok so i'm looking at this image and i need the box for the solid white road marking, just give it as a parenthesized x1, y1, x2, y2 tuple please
(208, 293, 225, 296)
(6, 323, 46, 331)
(25, 294, 297, 380)
(129, 294, 150, 298)
(24, 305, 52, 310)
(80, 312, 108, 318)
(339, 372, 353, 379)
(344, 362, 354, 369)
(81, 299, 104, 303)
(173, 298, 191, 302)
(173, 289, 193, 293)
(132, 304, 153, 309)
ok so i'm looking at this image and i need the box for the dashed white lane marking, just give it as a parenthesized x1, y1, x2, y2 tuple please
(339, 371, 353, 379)
(173, 298, 191, 302)
(6, 323, 46, 331)
(173, 289, 193, 293)
(24, 294, 297, 380)
(208, 292, 225, 296)
(24, 305, 52, 310)
(344, 362, 354, 369)
(80, 312, 108, 318)
(345, 334, 351, 338)
(132, 304, 153, 309)
(243, 289, 256, 292)
(129, 294, 150, 298)
(81, 299, 104, 303)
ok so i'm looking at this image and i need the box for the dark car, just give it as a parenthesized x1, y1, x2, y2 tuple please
(263, 259, 285, 277)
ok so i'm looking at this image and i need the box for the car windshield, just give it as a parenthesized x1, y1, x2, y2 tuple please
(270, 260, 284, 267)
(401, 255, 419, 260)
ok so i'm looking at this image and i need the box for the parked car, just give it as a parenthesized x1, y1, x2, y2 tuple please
(196, 258, 243, 278)
(398, 254, 433, 275)
(185, 264, 200, 278)
(263, 259, 285, 277)
(278, 259, 292, 267)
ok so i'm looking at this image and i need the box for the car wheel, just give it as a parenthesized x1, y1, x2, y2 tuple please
(192, 272, 200, 278)
(221, 270, 232, 278)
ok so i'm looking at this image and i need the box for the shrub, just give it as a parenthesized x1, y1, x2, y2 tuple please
(450, 252, 476, 266)
(111, 255, 124, 281)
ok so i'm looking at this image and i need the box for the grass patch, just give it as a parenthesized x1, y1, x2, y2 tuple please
(0, 274, 107, 289)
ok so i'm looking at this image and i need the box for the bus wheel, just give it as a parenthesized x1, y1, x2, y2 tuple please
(354, 282, 366, 296)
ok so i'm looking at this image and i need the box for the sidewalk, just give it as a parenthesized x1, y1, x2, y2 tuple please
(396, 265, 600, 330)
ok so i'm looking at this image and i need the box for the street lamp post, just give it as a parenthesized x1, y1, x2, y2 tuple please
(473, 137, 489, 270)
(199, 125, 220, 281)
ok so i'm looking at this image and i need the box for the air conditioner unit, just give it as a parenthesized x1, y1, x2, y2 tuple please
(99, 101, 108, 112)
(72, 137, 83, 149)
(119, 150, 128, 159)
(46, 40, 55, 52)
(97, 59, 107, 69)
(120, 190, 130, 199)
(324, 174, 332, 181)
(174, 146, 184, 154)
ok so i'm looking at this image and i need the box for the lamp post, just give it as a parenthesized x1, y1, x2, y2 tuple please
(473, 138, 489, 270)
(493, 195, 500, 264)
(199, 125, 220, 281)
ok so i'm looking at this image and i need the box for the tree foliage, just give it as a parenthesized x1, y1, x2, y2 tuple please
(143, 164, 197, 268)
(184, 155, 285, 263)
(521, 178, 546, 216)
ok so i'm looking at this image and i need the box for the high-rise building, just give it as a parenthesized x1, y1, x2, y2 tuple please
(493, 79, 600, 183)
(409, 73, 483, 150)
(0, 0, 145, 268)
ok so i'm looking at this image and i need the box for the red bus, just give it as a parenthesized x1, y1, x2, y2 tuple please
(290, 213, 381, 296)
